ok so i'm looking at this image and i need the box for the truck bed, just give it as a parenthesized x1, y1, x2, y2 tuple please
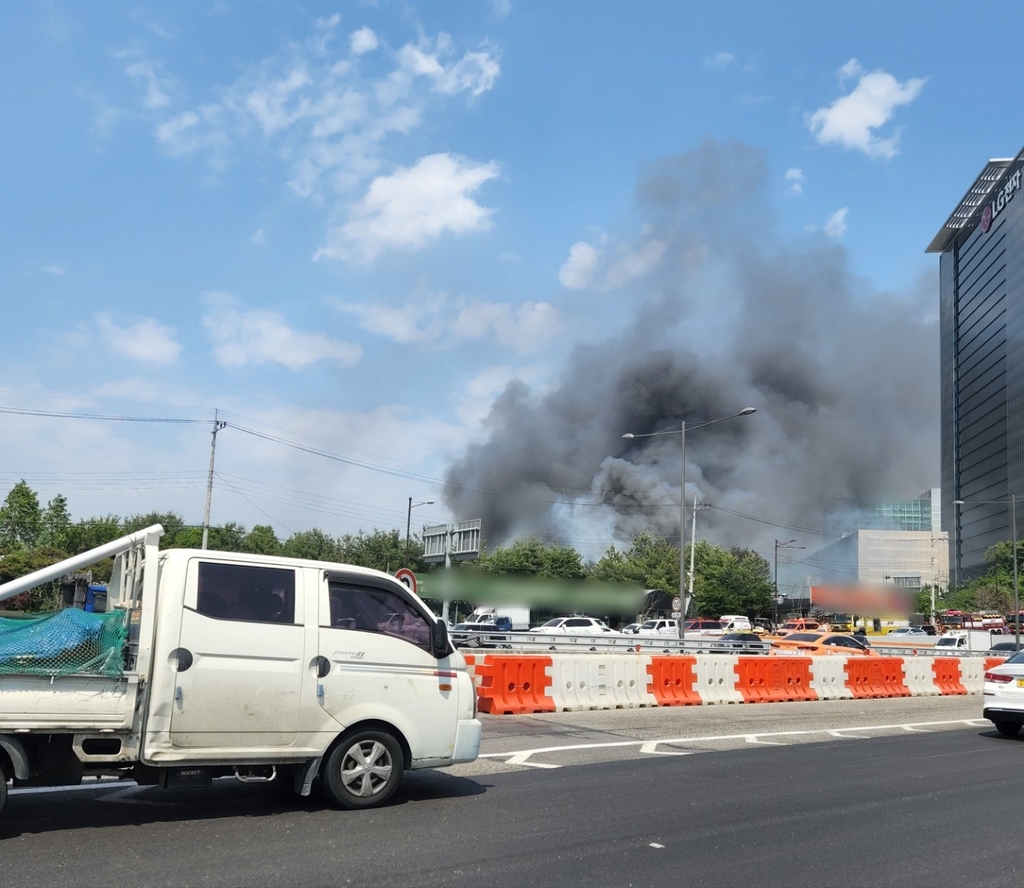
(0, 673, 138, 732)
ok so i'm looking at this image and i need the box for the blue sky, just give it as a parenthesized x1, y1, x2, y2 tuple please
(2, 1, 1022, 561)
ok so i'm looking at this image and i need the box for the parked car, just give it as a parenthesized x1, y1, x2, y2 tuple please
(620, 623, 642, 634)
(683, 619, 725, 636)
(770, 631, 878, 657)
(886, 627, 928, 638)
(773, 620, 820, 637)
(532, 616, 618, 635)
(988, 641, 1024, 655)
(635, 618, 679, 637)
(709, 632, 770, 655)
(983, 650, 1024, 736)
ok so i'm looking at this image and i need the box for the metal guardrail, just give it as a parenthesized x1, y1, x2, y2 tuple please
(450, 630, 996, 658)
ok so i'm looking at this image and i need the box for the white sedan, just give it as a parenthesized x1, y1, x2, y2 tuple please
(532, 616, 619, 635)
(983, 650, 1024, 737)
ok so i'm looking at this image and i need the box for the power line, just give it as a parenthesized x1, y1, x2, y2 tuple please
(0, 406, 209, 423)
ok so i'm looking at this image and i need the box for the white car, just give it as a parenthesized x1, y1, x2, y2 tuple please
(983, 650, 1024, 736)
(635, 618, 679, 637)
(532, 616, 617, 635)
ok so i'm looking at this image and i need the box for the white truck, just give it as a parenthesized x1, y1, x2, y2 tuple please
(933, 629, 997, 652)
(0, 525, 481, 818)
(465, 606, 531, 631)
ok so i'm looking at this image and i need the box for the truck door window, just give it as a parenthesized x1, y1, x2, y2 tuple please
(196, 562, 296, 624)
(328, 580, 431, 651)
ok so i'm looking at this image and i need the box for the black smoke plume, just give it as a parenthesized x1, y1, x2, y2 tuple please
(443, 139, 938, 560)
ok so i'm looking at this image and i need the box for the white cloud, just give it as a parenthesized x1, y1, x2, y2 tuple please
(251, 228, 266, 245)
(319, 153, 499, 262)
(559, 241, 599, 289)
(824, 207, 849, 239)
(491, 0, 513, 17)
(605, 239, 666, 289)
(397, 34, 501, 98)
(336, 290, 561, 354)
(42, 265, 65, 276)
(350, 27, 378, 55)
(559, 235, 664, 290)
(785, 167, 805, 195)
(114, 48, 175, 110)
(807, 58, 926, 159)
(95, 313, 182, 364)
(704, 52, 735, 70)
(132, 20, 500, 220)
(202, 292, 362, 370)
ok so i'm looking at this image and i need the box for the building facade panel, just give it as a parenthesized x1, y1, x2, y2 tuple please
(934, 148, 1024, 581)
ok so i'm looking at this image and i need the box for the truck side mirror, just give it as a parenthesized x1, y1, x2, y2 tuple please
(431, 619, 450, 659)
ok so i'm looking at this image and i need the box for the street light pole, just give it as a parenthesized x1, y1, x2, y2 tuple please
(953, 499, 964, 591)
(405, 498, 434, 568)
(679, 421, 686, 640)
(1013, 494, 1020, 648)
(622, 407, 756, 643)
(774, 539, 804, 626)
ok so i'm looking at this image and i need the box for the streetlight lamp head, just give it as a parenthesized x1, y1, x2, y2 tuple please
(738, 407, 757, 416)
(622, 433, 635, 439)
(953, 499, 964, 505)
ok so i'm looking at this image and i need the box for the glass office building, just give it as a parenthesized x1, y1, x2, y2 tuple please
(826, 490, 940, 537)
(928, 145, 1024, 582)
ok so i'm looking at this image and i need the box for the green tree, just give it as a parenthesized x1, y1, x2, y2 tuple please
(243, 524, 281, 555)
(39, 493, 72, 552)
(339, 529, 408, 572)
(0, 546, 68, 611)
(64, 514, 125, 554)
(690, 542, 773, 619)
(590, 531, 679, 591)
(282, 528, 341, 562)
(479, 538, 586, 579)
(0, 480, 43, 549)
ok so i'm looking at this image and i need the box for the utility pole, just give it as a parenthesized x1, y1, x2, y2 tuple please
(202, 409, 227, 551)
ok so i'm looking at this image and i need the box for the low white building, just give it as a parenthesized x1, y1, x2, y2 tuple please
(806, 529, 949, 590)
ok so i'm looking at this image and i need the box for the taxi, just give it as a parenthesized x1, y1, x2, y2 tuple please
(769, 631, 879, 657)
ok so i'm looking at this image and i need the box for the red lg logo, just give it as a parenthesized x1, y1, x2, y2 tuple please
(981, 203, 993, 233)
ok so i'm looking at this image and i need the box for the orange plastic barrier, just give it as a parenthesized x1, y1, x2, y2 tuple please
(931, 658, 967, 695)
(474, 655, 554, 715)
(646, 656, 702, 706)
(984, 656, 1008, 672)
(734, 656, 817, 703)
(843, 658, 910, 699)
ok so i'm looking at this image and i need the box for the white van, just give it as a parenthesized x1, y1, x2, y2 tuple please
(719, 615, 752, 632)
(0, 525, 481, 819)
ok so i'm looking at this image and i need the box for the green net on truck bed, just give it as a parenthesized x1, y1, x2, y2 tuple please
(0, 608, 127, 678)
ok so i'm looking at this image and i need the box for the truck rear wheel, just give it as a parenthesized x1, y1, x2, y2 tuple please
(322, 729, 403, 810)
(994, 721, 1022, 737)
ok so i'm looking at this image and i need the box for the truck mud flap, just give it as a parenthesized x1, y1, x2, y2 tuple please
(159, 766, 212, 789)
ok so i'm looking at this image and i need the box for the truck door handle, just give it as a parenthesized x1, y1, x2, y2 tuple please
(313, 656, 331, 678)
(172, 648, 193, 672)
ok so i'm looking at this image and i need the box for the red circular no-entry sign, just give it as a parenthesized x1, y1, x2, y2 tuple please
(394, 568, 417, 593)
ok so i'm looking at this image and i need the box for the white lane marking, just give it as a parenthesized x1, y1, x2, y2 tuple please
(503, 751, 561, 769)
(902, 726, 932, 733)
(745, 737, 786, 746)
(641, 741, 693, 756)
(479, 719, 981, 765)
(649, 843, 665, 849)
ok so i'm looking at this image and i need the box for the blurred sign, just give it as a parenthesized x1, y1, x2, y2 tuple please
(811, 584, 912, 615)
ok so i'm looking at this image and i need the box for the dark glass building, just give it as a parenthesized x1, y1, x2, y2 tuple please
(928, 146, 1024, 584)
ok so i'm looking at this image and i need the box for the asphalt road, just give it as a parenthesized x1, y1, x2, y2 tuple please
(1, 698, 1018, 887)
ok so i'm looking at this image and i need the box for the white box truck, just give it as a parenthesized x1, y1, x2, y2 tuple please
(0, 525, 481, 818)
